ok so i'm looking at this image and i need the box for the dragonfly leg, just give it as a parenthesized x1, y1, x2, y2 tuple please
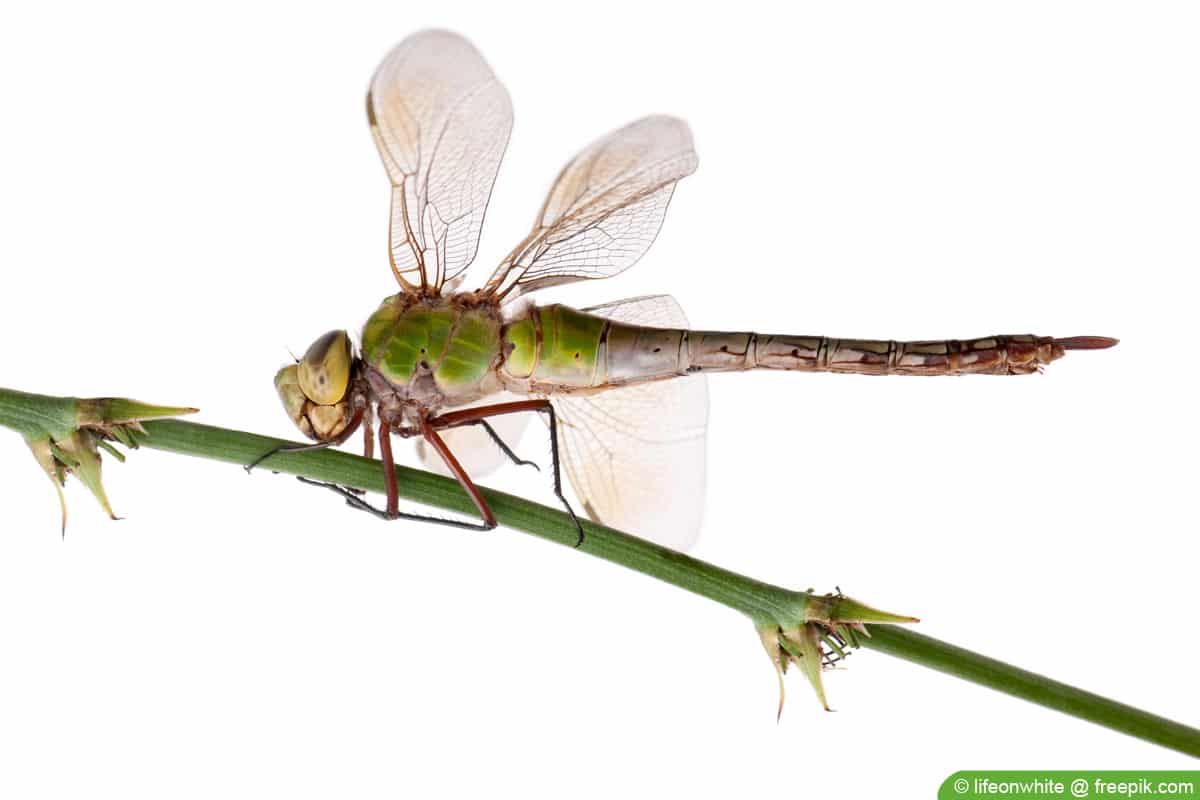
(337, 409, 376, 497)
(300, 416, 496, 531)
(416, 418, 498, 530)
(362, 408, 375, 460)
(378, 418, 400, 517)
(465, 419, 540, 471)
(244, 408, 364, 472)
(296, 477, 497, 531)
(429, 400, 585, 547)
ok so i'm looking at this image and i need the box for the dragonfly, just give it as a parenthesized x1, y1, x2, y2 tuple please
(267, 30, 1116, 551)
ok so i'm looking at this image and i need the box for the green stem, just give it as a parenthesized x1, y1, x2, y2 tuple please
(133, 419, 1200, 757)
(0, 387, 79, 440)
(139, 419, 800, 622)
(862, 626, 1200, 757)
(2, 389, 1197, 757)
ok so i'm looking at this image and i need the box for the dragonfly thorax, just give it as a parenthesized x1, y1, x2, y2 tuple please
(360, 293, 506, 419)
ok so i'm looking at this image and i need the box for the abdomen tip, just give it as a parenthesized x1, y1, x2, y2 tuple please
(1054, 335, 1119, 350)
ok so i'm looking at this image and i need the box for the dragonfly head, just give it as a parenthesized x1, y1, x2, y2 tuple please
(275, 329, 355, 441)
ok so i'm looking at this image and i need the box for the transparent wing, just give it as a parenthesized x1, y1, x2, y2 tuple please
(368, 30, 513, 293)
(414, 392, 533, 478)
(551, 295, 709, 551)
(482, 116, 697, 301)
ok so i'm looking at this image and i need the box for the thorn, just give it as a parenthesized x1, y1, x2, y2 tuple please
(55, 480, 68, 537)
(757, 626, 787, 721)
(776, 670, 786, 724)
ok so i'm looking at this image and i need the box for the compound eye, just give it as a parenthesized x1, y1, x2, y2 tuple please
(275, 364, 307, 418)
(297, 330, 353, 405)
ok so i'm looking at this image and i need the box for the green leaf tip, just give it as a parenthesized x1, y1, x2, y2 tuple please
(821, 594, 920, 626)
(76, 397, 198, 428)
(757, 589, 917, 716)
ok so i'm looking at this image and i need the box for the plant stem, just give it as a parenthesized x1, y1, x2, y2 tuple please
(131, 419, 1200, 757)
(0, 388, 79, 440)
(862, 626, 1200, 757)
(2, 391, 1198, 757)
(138, 419, 800, 622)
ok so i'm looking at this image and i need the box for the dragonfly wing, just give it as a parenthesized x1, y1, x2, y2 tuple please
(368, 30, 513, 293)
(552, 295, 709, 551)
(415, 393, 533, 478)
(482, 116, 697, 301)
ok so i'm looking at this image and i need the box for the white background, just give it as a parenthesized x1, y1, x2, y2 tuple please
(1, 2, 1198, 797)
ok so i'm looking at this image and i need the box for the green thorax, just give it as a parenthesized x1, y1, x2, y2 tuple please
(361, 295, 503, 398)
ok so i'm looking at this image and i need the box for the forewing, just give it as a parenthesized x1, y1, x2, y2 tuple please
(368, 30, 513, 292)
(552, 296, 709, 551)
(483, 117, 697, 300)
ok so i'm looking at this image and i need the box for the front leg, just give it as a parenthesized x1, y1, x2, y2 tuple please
(362, 407, 374, 461)
(244, 408, 364, 472)
(303, 414, 497, 531)
(378, 418, 400, 518)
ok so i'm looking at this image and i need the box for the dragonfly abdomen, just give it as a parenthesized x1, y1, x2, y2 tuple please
(500, 305, 1117, 390)
(761, 334, 1028, 375)
(689, 332, 1116, 376)
(502, 305, 687, 389)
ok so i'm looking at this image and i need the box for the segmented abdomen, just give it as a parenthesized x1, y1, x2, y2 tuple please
(724, 334, 1065, 376)
(499, 304, 1114, 390)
